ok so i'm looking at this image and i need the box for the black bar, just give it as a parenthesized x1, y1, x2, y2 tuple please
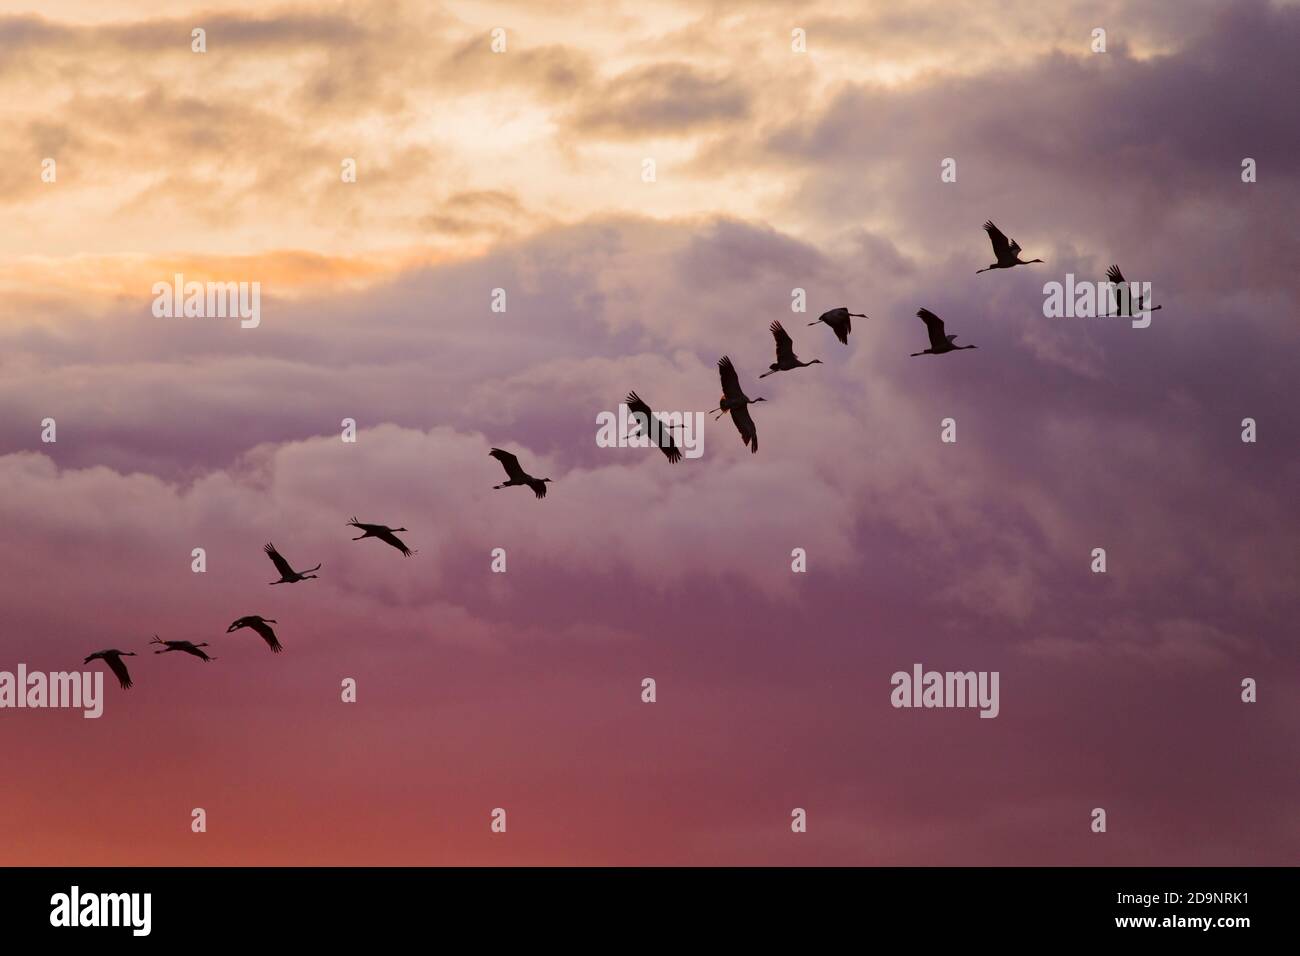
(0, 866, 1284, 942)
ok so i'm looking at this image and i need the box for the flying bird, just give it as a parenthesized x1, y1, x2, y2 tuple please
(761, 320, 822, 378)
(347, 518, 415, 556)
(808, 306, 865, 345)
(264, 542, 321, 584)
(83, 649, 137, 690)
(911, 308, 979, 356)
(1105, 263, 1161, 316)
(150, 636, 215, 661)
(712, 355, 764, 454)
(227, 615, 283, 654)
(624, 391, 682, 464)
(976, 220, 1044, 273)
(489, 448, 553, 498)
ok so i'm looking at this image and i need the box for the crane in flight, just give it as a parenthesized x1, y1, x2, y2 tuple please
(911, 308, 979, 356)
(976, 220, 1044, 273)
(151, 636, 216, 662)
(711, 356, 764, 454)
(264, 542, 321, 584)
(624, 391, 683, 464)
(489, 448, 553, 499)
(808, 306, 865, 345)
(347, 518, 415, 556)
(83, 649, 137, 690)
(761, 320, 822, 378)
(1105, 263, 1162, 316)
(227, 615, 283, 654)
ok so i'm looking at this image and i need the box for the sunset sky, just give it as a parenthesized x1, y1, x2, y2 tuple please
(1, 0, 1297, 865)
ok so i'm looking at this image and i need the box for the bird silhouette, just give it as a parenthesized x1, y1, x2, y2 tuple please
(911, 308, 979, 356)
(264, 542, 321, 584)
(347, 518, 415, 556)
(711, 356, 764, 453)
(227, 615, 283, 653)
(624, 391, 683, 464)
(83, 649, 137, 690)
(761, 320, 822, 378)
(808, 306, 864, 344)
(489, 448, 553, 498)
(151, 636, 215, 661)
(976, 220, 1044, 273)
(1105, 263, 1161, 316)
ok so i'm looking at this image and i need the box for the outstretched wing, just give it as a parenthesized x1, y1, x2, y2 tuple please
(730, 403, 758, 454)
(181, 643, 213, 662)
(983, 220, 1016, 260)
(489, 448, 527, 482)
(1105, 263, 1133, 314)
(770, 321, 797, 363)
(819, 309, 851, 344)
(528, 478, 549, 499)
(917, 308, 947, 350)
(625, 391, 681, 462)
(105, 653, 133, 689)
(624, 391, 654, 437)
(375, 528, 415, 557)
(717, 356, 743, 401)
(263, 543, 294, 577)
(249, 620, 283, 653)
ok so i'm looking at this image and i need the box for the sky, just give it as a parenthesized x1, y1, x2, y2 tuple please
(0, 0, 1297, 865)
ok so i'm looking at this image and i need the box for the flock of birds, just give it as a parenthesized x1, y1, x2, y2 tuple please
(82, 522, 416, 690)
(636, 221, 1154, 455)
(81, 219, 1148, 690)
(493, 220, 1044, 465)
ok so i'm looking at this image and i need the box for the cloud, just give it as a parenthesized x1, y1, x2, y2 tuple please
(569, 63, 751, 137)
